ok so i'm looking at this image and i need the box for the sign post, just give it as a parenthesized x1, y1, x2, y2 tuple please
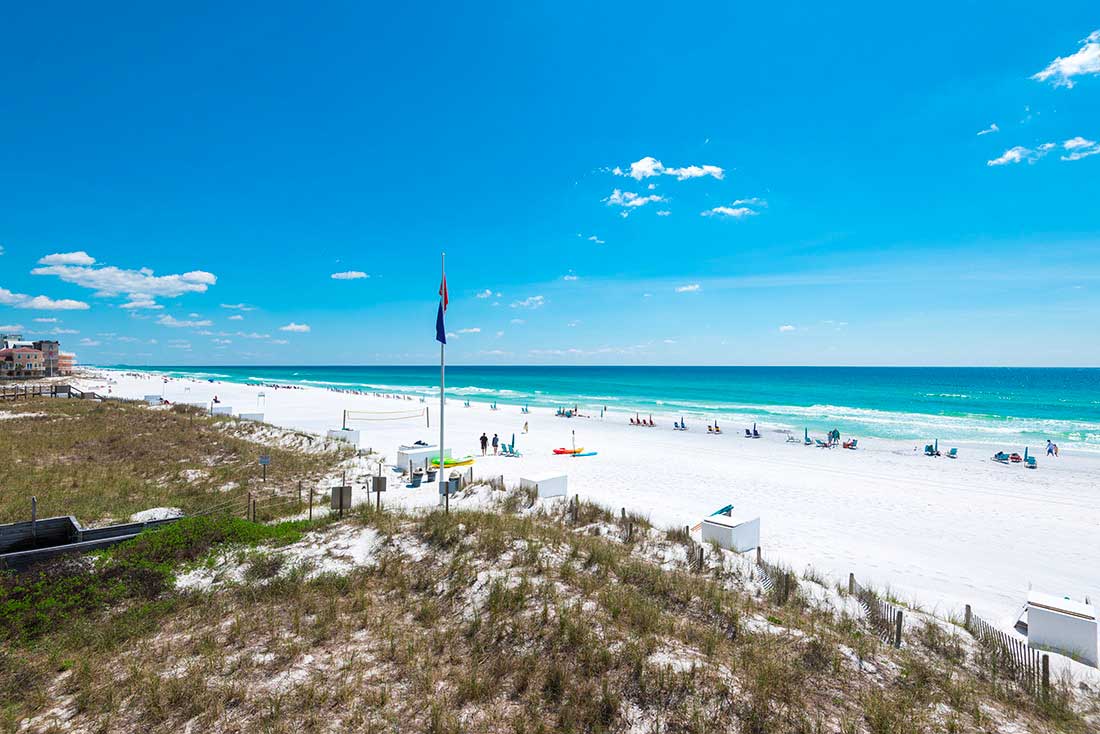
(259, 453, 271, 482)
(372, 475, 387, 511)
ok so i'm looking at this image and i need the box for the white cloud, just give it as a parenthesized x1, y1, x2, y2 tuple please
(0, 288, 90, 311)
(457, 327, 481, 334)
(269, 339, 289, 345)
(977, 123, 1000, 136)
(38, 251, 95, 266)
(0, 324, 23, 331)
(616, 156, 724, 181)
(50, 328, 79, 335)
(1032, 30, 1100, 88)
(213, 338, 232, 345)
(510, 318, 525, 325)
(1061, 136, 1100, 161)
(563, 273, 578, 281)
(510, 295, 545, 309)
(235, 331, 271, 340)
(220, 303, 255, 311)
(119, 297, 163, 310)
(604, 189, 665, 210)
(33, 318, 59, 323)
(701, 197, 766, 219)
(331, 271, 369, 280)
(228, 314, 244, 321)
(656, 210, 671, 217)
(157, 315, 212, 328)
(32, 255, 216, 300)
(987, 145, 1040, 166)
(986, 139, 1097, 166)
(79, 338, 101, 347)
(675, 283, 701, 293)
(279, 322, 311, 333)
(475, 289, 495, 299)
(778, 324, 796, 332)
(586, 235, 605, 245)
(702, 206, 755, 218)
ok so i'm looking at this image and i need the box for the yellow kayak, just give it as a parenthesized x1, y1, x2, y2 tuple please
(431, 456, 475, 467)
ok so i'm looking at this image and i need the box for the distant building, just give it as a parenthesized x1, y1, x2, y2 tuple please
(1, 333, 34, 350)
(58, 351, 75, 376)
(0, 347, 45, 379)
(32, 340, 61, 376)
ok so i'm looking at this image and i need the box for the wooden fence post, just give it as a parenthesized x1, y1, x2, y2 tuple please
(894, 610, 903, 648)
(964, 604, 971, 630)
(848, 572, 855, 595)
(308, 487, 314, 521)
(298, 480, 302, 510)
(756, 546, 762, 565)
(1042, 654, 1049, 699)
(247, 491, 252, 520)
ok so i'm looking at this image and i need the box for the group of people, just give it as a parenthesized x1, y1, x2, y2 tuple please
(1046, 440, 1060, 457)
(479, 432, 500, 455)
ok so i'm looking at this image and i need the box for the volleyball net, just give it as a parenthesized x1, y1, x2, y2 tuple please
(343, 407, 429, 428)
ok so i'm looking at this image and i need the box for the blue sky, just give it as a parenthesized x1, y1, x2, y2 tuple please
(1, 2, 1098, 366)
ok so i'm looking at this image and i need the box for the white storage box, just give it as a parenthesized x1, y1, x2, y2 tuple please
(1027, 592, 1098, 667)
(396, 445, 450, 470)
(700, 514, 760, 553)
(327, 428, 361, 445)
(520, 473, 568, 499)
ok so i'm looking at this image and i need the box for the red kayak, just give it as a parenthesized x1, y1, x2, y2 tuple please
(553, 447, 584, 455)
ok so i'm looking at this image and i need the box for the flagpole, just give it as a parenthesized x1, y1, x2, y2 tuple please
(440, 252, 447, 513)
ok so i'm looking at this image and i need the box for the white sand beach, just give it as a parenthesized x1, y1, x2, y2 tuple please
(79, 369, 1100, 639)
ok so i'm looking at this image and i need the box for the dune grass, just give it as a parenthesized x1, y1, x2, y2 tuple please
(0, 398, 350, 524)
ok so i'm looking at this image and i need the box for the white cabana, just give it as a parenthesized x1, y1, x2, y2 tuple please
(700, 513, 760, 553)
(1027, 591, 1098, 667)
(520, 473, 568, 499)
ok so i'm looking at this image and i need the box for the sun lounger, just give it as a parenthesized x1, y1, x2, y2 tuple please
(407, 471, 423, 489)
(1025, 455, 1037, 469)
(843, 439, 858, 449)
(945, 448, 957, 459)
(745, 429, 753, 438)
(992, 451, 1010, 464)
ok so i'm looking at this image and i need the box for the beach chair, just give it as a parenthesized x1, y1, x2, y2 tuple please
(713, 424, 722, 435)
(815, 438, 828, 448)
(992, 451, 1010, 464)
(945, 448, 957, 459)
(843, 439, 858, 450)
(707, 424, 714, 433)
(406, 471, 423, 489)
(786, 434, 800, 443)
(744, 428, 753, 438)
(1025, 455, 1037, 469)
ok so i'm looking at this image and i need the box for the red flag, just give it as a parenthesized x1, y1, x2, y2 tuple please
(439, 271, 448, 312)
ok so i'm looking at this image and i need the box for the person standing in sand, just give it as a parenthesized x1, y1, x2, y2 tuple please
(480, 432, 488, 455)
(492, 433, 499, 455)
(523, 421, 528, 434)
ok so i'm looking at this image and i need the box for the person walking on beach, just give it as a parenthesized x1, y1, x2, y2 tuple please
(1047, 440, 1055, 457)
(492, 433, 500, 455)
(523, 421, 528, 434)
(479, 432, 488, 455)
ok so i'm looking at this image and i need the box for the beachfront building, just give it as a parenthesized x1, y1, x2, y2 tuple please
(31, 340, 61, 376)
(0, 347, 46, 379)
(58, 351, 75, 376)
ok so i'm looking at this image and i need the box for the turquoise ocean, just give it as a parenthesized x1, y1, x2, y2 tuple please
(112, 366, 1100, 452)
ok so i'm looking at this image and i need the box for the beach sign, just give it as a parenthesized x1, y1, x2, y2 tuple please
(258, 454, 271, 466)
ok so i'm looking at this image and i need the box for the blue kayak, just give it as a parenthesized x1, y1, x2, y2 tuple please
(571, 451, 598, 457)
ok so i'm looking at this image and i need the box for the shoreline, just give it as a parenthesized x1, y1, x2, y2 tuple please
(82, 364, 1100, 455)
